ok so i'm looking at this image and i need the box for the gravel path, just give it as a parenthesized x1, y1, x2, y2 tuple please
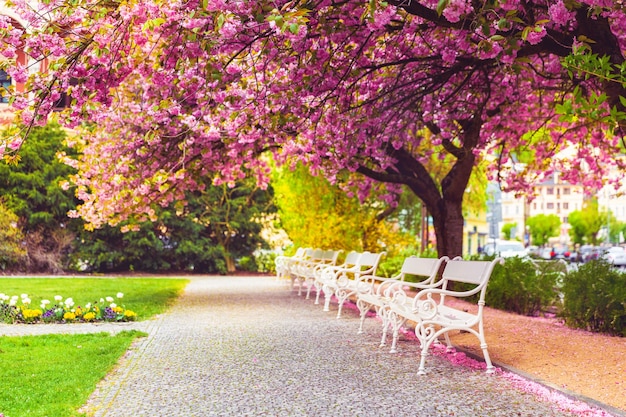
(2, 276, 615, 416)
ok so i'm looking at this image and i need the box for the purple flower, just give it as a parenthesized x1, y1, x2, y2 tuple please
(42, 309, 55, 319)
(102, 307, 117, 320)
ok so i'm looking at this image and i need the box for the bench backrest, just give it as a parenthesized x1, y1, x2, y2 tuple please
(439, 258, 503, 302)
(354, 251, 385, 275)
(342, 251, 361, 268)
(400, 256, 448, 284)
(322, 249, 342, 265)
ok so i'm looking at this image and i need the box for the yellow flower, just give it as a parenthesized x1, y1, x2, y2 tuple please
(63, 312, 76, 321)
(124, 310, 137, 320)
(83, 312, 96, 321)
(75, 307, 83, 317)
(113, 306, 124, 313)
(22, 309, 42, 321)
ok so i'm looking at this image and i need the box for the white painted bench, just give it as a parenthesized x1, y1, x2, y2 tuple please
(291, 249, 342, 296)
(320, 251, 385, 318)
(387, 257, 503, 375)
(274, 247, 308, 281)
(354, 256, 450, 347)
(311, 251, 361, 305)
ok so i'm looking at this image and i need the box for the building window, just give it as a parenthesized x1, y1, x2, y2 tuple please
(533, 203, 537, 210)
(0, 70, 11, 103)
(563, 202, 569, 210)
(563, 216, 568, 223)
(563, 187, 571, 195)
(546, 187, 554, 195)
(547, 202, 554, 209)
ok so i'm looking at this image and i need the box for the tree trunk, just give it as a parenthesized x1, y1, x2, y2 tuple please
(225, 253, 236, 273)
(430, 198, 465, 258)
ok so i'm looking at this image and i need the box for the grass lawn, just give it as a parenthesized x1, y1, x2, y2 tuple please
(0, 277, 189, 320)
(0, 277, 189, 417)
(0, 331, 146, 417)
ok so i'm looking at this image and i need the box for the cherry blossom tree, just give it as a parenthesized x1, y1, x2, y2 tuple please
(1, 0, 625, 257)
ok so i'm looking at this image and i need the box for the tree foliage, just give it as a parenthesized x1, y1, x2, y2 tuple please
(0, 123, 79, 271)
(0, 201, 26, 269)
(272, 163, 415, 255)
(2, 1, 626, 258)
(72, 178, 275, 273)
(0, 123, 79, 233)
(501, 222, 517, 240)
(567, 198, 607, 245)
(526, 214, 561, 246)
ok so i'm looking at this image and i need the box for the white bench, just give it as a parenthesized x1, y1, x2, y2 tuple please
(354, 256, 450, 347)
(311, 251, 361, 305)
(387, 257, 503, 375)
(274, 247, 308, 281)
(320, 251, 385, 318)
(291, 249, 342, 296)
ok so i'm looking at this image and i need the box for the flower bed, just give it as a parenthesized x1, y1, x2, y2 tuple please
(0, 292, 137, 324)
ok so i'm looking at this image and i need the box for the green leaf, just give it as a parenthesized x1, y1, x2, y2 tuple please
(216, 14, 225, 30)
(436, 0, 449, 16)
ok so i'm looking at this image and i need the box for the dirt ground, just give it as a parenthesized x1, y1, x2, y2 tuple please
(444, 299, 626, 413)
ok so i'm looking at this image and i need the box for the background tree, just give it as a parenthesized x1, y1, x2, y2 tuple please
(189, 180, 275, 273)
(72, 178, 275, 273)
(526, 214, 561, 247)
(0, 201, 26, 270)
(568, 199, 607, 245)
(501, 223, 518, 241)
(272, 163, 416, 254)
(3, 1, 626, 259)
(0, 123, 80, 271)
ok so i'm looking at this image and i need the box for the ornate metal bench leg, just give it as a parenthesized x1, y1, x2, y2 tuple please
(314, 283, 322, 305)
(356, 300, 368, 334)
(417, 347, 428, 375)
(388, 312, 405, 353)
(323, 285, 333, 312)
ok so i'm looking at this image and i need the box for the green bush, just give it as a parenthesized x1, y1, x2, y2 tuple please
(255, 250, 277, 274)
(0, 202, 27, 270)
(561, 260, 626, 336)
(486, 257, 560, 316)
(376, 247, 437, 279)
(237, 256, 257, 272)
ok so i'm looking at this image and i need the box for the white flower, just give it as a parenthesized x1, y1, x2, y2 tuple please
(54, 295, 63, 302)
(40, 300, 51, 309)
(106, 296, 114, 303)
(100, 298, 105, 303)
(21, 293, 28, 299)
(9, 298, 17, 306)
(110, 303, 117, 309)
(85, 302, 92, 309)
(64, 298, 74, 308)
(116, 292, 124, 299)
(23, 297, 31, 305)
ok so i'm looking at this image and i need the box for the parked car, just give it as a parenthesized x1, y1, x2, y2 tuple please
(482, 240, 528, 258)
(602, 246, 626, 267)
(576, 245, 603, 263)
(539, 245, 571, 261)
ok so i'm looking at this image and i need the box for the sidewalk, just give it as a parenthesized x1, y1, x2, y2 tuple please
(2, 276, 621, 416)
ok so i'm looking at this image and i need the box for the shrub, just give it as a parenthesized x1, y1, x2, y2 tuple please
(486, 257, 560, 316)
(0, 202, 27, 270)
(561, 260, 626, 336)
(254, 250, 277, 274)
(376, 246, 436, 279)
(236, 256, 257, 272)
